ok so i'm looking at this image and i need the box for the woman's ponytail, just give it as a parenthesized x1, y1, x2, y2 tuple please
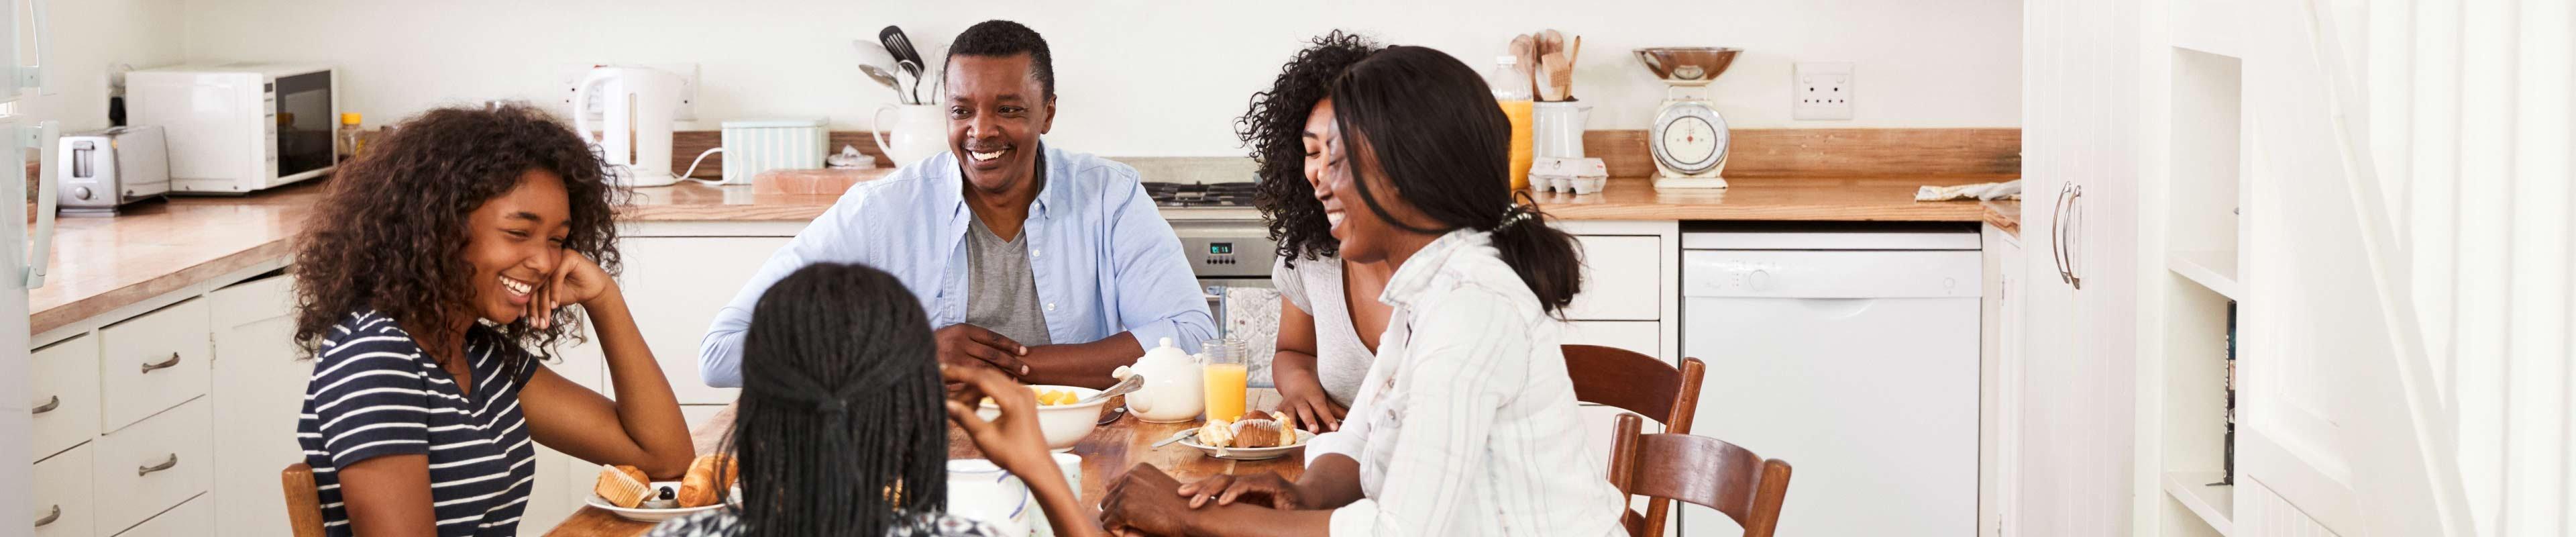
(1487, 201, 1584, 315)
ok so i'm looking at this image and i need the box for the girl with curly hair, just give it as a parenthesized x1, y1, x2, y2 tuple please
(290, 103, 694, 536)
(1237, 30, 1387, 434)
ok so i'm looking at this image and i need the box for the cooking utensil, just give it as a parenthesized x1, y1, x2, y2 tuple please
(1152, 429, 1197, 448)
(1081, 375, 1144, 405)
(1508, 34, 1538, 98)
(852, 40, 898, 70)
(881, 26, 926, 76)
(880, 26, 928, 102)
(859, 64, 905, 101)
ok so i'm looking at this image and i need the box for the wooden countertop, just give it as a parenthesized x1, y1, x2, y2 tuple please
(32, 184, 324, 334)
(30, 171, 2023, 334)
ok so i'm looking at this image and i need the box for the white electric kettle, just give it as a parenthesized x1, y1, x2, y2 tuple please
(573, 66, 686, 187)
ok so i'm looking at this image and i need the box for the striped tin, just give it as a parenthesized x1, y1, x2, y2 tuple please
(719, 118, 830, 185)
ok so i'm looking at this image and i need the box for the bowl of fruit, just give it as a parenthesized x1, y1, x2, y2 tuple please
(977, 385, 1110, 451)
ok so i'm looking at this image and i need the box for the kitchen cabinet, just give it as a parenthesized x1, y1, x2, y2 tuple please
(30, 335, 98, 463)
(1556, 220, 1680, 363)
(2017, 0, 2145, 532)
(16, 264, 337, 537)
(30, 445, 93, 537)
(207, 273, 311, 537)
(97, 299, 211, 434)
(93, 397, 211, 535)
(1978, 224, 2024, 537)
(609, 235, 791, 403)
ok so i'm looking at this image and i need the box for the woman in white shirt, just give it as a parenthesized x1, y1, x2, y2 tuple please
(1239, 31, 1391, 432)
(1099, 44, 1627, 537)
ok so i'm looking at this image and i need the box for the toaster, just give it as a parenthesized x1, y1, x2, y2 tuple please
(56, 126, 172, 216)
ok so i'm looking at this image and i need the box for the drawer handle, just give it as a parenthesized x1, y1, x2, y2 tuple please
(30, 395, 58, 415)
(140, 352, 180, 374)
(34, 504, 58, 528)
(137, 454, 178, 476)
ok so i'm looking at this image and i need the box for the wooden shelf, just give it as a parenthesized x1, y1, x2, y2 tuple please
(2167, 250, 2242, 300)
(2162, 471, 2235, 536)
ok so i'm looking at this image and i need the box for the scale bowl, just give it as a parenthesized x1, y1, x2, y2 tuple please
(1633, 47, 1743, 83)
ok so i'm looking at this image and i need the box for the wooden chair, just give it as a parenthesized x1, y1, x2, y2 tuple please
(1606, 413, 1793, 537)
(282, 462, 329, 537)
(1562, 345, 1707, 534)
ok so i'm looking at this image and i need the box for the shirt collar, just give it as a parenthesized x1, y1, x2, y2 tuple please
(1377, 228, 1487, 311)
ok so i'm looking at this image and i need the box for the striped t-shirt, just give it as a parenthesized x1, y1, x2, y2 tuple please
(297, 311, 541, 536)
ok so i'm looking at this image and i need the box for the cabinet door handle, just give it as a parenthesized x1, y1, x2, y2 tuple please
(137, 453, 178, 476)
(140, 352, 180, 374)
(2060, 185, 2084, 290)
(2047, 183, 2070, 284)
(30, 395, 58, 415)
(34, 504, 59, 528)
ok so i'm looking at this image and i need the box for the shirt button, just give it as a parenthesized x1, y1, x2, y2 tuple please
(1032, 249, 1042, 258)
(1045, 303, 1057, 311)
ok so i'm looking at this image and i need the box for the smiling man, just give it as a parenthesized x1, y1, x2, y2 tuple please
(700, 20, 1212, 389)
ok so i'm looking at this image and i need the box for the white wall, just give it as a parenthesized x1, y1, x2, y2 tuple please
(32, 0, 186, 132)
(176, 0, 2019, 156)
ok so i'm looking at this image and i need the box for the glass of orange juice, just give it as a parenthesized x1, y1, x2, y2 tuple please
(1201, 339, 1248, 422)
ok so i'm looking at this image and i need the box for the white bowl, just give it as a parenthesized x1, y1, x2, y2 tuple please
(976, 385, 1112, 451)
(1177, 429, 1317, 460)
(584, 481, 735, 523)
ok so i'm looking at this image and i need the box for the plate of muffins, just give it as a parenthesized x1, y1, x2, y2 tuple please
(586, 454, 741, 522)
(1177, 411, 1316, 460)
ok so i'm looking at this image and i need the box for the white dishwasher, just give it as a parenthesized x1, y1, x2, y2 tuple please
(1678, 227, 1980, 536)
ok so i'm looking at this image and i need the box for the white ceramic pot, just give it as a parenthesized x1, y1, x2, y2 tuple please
(1110, 338, 1204, 423)
(1532, 101, 1593, 158)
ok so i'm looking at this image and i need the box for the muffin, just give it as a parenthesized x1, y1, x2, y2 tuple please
(592, 465, 651, 508)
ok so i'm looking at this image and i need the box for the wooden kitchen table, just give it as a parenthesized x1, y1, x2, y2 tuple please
(546, 391, 1299, 536)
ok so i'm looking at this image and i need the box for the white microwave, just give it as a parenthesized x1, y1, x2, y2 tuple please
(127, 62, 338, 194)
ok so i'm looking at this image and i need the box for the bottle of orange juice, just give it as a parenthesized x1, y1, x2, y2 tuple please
(1201, 339, 1248, 422)
(1491, 56, 1536, 191)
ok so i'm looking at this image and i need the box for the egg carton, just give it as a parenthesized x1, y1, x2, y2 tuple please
(1528, 156, 1609, 194)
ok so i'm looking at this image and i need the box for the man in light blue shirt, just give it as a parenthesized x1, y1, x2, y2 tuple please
(700, 20, 1211, 389)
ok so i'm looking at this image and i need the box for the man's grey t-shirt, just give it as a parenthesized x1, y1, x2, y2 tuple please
(964, 217, 1053, 346)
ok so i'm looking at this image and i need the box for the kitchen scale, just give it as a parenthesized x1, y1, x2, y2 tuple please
(1634, 47, 1743, 189)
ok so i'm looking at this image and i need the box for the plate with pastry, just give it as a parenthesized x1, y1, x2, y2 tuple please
(586, 454, 742, 522)
(1175, 410, 1318, 460)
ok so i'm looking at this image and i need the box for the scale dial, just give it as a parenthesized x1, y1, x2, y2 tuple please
(1650, 101, 1729, 175)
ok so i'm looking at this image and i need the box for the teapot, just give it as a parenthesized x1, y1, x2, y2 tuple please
(1110, 338, 1204, 423)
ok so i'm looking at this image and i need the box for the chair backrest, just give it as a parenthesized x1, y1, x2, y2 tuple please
(282, 462, 329, 537)
(1561, 345, 1707, 435)
(1562, 345, 1707, 537)
(1607, 413, 1793, 537)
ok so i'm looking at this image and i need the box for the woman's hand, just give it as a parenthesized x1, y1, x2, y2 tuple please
(531, 248, 618, 330)
(1177, 472, 1307, 509)
(1101, 464, 1197, 536)
(1273, 377, 1346, 433)
(941, 365, 1056, 477)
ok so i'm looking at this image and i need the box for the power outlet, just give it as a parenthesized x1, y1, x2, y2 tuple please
(557, 62, 700, 122)
(1793, 62, 1855, 121)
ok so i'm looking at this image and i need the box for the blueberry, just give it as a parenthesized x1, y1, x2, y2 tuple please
(659, 487, 676, 500)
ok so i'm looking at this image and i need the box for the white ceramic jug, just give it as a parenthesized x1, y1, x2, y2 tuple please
(1110, 338, 1204, 423)
(944, 458, 1032, 536)
(871, 103, 948, 168)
